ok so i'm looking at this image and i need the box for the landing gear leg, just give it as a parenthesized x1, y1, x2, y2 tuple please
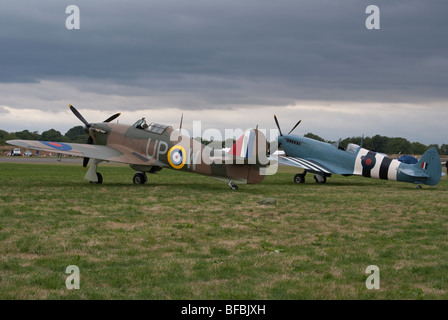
(313, 174, 327, 184)
(228, 180, 239, 190)
(85, 159, 103, 184)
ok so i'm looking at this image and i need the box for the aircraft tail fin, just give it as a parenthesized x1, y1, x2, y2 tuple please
(227, 128, 269, 184)
(415, 147, 442, 185)
(228, 128, 268, 162)
(228, 130, 256, 160)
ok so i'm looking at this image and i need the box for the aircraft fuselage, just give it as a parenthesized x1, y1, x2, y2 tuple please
(279, 134, 441, 186)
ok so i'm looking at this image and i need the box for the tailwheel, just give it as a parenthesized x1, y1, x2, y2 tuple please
(228, 180, 239, 190)
(313, 174, 327, 184)
(294, 173, 305, 184)
(90, 172, 103, 184)
(133, 172, 147, 185)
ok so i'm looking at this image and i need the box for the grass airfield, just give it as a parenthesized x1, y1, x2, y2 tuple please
(1, 161, 447, 299)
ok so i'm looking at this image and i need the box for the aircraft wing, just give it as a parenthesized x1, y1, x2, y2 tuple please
(6, 140, 165, 166)
(278, 155, 353, 175)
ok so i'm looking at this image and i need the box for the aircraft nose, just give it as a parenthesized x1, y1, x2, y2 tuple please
(278, 136, 285, 145)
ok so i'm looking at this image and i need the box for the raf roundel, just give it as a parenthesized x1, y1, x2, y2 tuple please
(40, 141, 73, 151)
(361, 153, 376, 171)
(168, 145, 186, 169)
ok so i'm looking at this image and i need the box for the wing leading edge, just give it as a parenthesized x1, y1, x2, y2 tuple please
(6, 140, 162, 166)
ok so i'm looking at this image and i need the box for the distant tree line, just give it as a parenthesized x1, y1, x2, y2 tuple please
(0, 127, 446, 155)
(0, 126, 88, 146)
(304, 133, 448, 155)
(191, 133, 448, 155)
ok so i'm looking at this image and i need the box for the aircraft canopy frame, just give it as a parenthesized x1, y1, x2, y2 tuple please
(146, 122, 169, 134)
(132, 118, 170, 134)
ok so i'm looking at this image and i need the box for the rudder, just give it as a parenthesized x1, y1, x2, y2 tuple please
(227, 128, 269, 184)
(416, 147, 442, 185)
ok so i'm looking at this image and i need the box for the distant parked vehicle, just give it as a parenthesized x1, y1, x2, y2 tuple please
(12, 148, 21, 156)
(24, 150, 33, 157)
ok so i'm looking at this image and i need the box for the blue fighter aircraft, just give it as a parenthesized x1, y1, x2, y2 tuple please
(273, 115, 442, 187)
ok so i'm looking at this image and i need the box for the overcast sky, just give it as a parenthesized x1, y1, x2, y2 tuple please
(1, 0, 447, 145)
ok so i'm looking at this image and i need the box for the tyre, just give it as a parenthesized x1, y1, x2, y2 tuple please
(90, 172, 103, 184)
(133, 172, 147, 185)
(294, 174, 304, 184)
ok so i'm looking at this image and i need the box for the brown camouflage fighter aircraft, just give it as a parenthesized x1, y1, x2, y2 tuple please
(6, 105, 269, 189)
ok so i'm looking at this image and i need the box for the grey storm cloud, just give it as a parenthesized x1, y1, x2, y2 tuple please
(1, 0, 448, 108)
(0, 105, 9, 114)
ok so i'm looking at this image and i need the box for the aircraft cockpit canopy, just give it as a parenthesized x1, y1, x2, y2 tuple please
(346, 143, 360, 154)
(132, 118, 169, 134)
(146, 122, 169, 134)
(133, 118, 148, 129)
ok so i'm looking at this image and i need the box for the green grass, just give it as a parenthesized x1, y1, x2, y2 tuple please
(0, 162, 447, 299)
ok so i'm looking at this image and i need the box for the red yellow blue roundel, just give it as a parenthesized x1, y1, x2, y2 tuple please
(361, 153, 376, 170)
(40, 141, 73, 151)
(168, 145, 186, 169)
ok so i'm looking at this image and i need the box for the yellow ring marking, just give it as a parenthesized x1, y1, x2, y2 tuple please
(168, 145, 186, 169)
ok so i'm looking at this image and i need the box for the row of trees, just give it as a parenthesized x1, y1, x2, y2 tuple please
(304, 133, 448, 155)
(0, 126, 88, 145)
(1, 127, 447, 155)
(190, 133, 448, 155)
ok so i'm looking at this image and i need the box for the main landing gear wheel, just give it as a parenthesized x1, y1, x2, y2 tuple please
(133, 172, 147, 185)
(90, 172, 103, 184)
(313, 174, 327, 184)
(228, 180, 239, 190)
(294, 173, 305, 184)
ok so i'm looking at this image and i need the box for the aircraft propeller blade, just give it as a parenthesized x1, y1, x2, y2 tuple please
(83, 135, 93, 169)
(288, 120, 302, 134)
(103, 113, 121, 123)
(273, 114, 283, 136)
(69, 105, 96, 168)
(69, 105, 90, 128)
(83, 157, 90, 169)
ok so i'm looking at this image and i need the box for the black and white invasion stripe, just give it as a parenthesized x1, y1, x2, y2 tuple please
(280, 156, 332, 174)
